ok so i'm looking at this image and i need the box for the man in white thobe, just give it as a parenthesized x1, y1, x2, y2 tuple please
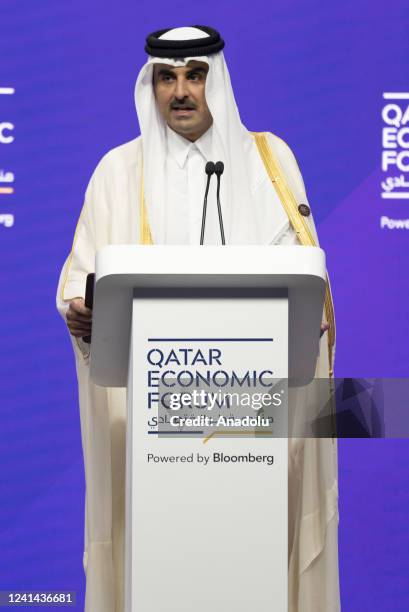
(56, 25, 340, 612)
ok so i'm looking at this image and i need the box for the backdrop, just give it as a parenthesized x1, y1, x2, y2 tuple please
(1, 1, 409, 609)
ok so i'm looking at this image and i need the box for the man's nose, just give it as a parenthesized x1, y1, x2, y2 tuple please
(174, 77, 189, 100)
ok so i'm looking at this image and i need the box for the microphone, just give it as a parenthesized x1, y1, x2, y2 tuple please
(215, 161, 226, 245)
(200, 161, 215, 245)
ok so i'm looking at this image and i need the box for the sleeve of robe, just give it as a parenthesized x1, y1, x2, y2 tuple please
(266, 133, 341, 612)
(56, 155, 116, 612)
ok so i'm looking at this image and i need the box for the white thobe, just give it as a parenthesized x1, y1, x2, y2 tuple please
(164, 125, 214, 244)
(163, 125, 295, 246)
(56, 131, 340, 612)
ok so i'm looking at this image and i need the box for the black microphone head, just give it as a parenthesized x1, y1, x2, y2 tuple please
(215, 161, 224, 176)
(205, 161, 215, 175)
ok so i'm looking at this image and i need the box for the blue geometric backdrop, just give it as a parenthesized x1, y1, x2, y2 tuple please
(1, 1, 409, 609)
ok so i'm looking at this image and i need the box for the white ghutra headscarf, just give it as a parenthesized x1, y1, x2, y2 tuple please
(134, 26, 288, 244)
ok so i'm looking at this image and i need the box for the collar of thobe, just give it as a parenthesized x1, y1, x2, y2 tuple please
(166, 124, 213, 168)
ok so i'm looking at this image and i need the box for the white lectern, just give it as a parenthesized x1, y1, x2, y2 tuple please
(90, 245, 326, 612)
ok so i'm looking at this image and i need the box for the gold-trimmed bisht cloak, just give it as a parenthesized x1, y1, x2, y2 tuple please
(56, 132, 340, 612)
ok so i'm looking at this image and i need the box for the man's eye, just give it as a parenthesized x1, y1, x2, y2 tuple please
(188, 73, 201, 81)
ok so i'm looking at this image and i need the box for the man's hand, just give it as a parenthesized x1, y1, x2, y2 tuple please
(320, 322, 329, 338)
(66, 298, 92, 337)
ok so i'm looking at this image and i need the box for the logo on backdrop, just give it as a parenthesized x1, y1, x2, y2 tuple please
(0, 86, 15, 229)
(380, 92, 409, 230)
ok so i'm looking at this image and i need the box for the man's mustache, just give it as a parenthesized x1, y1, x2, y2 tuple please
(170, 100, 197, 110)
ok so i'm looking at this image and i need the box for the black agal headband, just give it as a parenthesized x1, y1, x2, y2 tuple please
(145, 26, 225, 58)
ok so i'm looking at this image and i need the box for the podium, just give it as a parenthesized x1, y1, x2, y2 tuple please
(90, 245, 326, 612)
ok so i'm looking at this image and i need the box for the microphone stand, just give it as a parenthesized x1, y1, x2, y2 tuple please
(215, 161, 225, 245)
(200, 161, 215, 245)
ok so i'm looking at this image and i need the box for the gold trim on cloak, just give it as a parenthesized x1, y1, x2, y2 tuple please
(139, 160, 153, 246)
(60, 203, 87, 301)
(135, 133, 336, 375)
(252, 131, 336, 376)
